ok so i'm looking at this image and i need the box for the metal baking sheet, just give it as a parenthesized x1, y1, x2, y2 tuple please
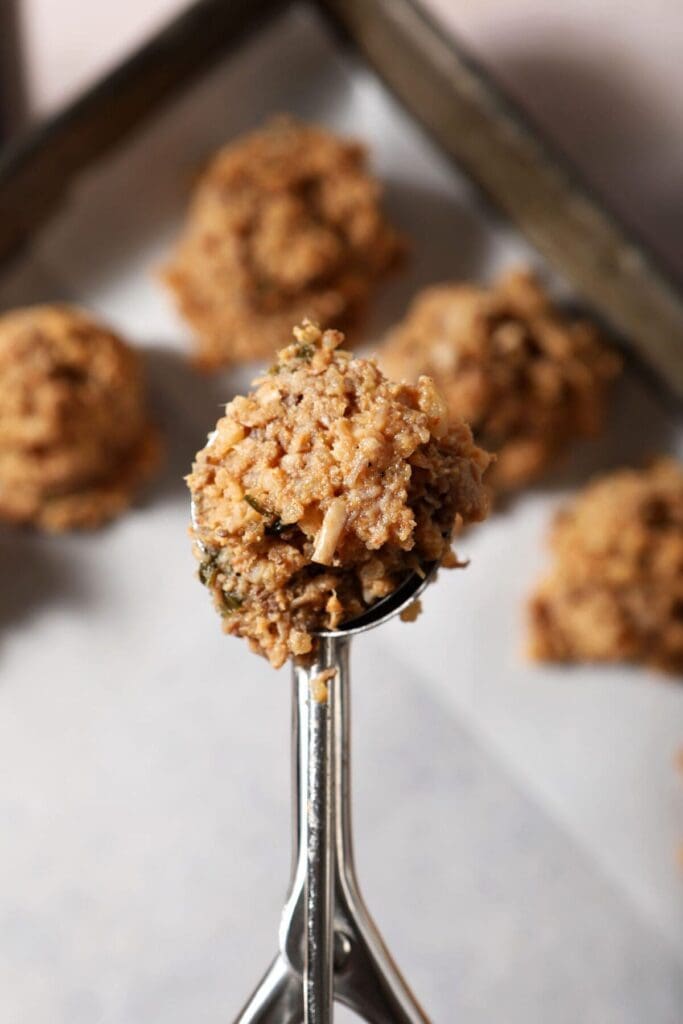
(0, 5, 681, 1022)
(3, 0, 682, 395)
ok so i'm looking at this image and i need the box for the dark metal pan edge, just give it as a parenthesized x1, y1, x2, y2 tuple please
(0, 0, 286, 268)
(319, 0, 683, 401)
(0, 0, 681, 401)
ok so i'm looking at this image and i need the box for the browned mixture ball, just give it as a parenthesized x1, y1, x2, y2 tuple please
(380, 270, 621, 492)
(0, 305, 160, 531)
(163, 117, 404, 369)
(188, 321, 491, 668)
(529, 459, 683, 675)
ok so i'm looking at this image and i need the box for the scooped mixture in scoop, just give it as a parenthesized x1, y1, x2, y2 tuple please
(188, 321, 491, 667)
(0, 305, 160, 531)
(379, 270, 621, 493)
(529, 459, 683, 675)
(163, 116, 404, 369)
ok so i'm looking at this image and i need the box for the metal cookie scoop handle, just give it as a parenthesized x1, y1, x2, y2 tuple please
(233, 568, 436, 1024)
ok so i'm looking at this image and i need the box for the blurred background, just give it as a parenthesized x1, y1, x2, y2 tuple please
(2, 0, 682, 282)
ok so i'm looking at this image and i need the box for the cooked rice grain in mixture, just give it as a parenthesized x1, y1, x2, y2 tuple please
(529, 459, 683, 674)
(188, 322, 491, 667)
(0, 305, 159, 531)
(164, 117, 404, 369)
(380, 270, 620, 492)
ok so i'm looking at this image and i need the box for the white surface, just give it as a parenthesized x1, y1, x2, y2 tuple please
(0, 7, 682, 1022)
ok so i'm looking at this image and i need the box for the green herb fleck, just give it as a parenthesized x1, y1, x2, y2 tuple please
(198, 554, 219, 587)
(220, 592, 244, 614)
(294, 343, 314, 359)
(244, 494, 268, 516)
(244, 493, 287, 536)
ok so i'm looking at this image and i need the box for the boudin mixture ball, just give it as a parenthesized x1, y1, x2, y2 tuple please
(0, 305, 160, 531)
(529, 459, 683, 675)
(164, 117, 404, 369)
(380, 270, 621, 493)
(188, 321, 491, 668)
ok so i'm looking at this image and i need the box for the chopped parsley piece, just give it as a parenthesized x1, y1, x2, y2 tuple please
(244, 494, 268, 516)
(198, 554, 219, 587)
(220, 592, 244, 614)
(244, 493, 286, 535)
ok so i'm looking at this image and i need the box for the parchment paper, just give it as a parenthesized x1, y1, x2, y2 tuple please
(0, 7, 681, 1022)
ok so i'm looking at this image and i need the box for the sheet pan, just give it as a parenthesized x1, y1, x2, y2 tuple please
(0, 6, 681, 1022)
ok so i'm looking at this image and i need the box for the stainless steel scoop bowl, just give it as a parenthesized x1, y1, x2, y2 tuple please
(191, 487, 436, 1024)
